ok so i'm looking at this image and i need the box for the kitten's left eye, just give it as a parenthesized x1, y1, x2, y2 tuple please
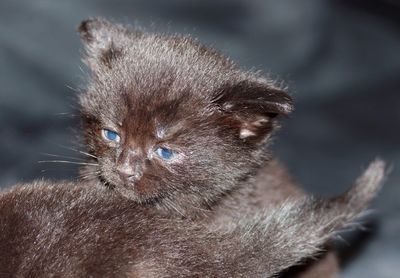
(155, 147, 174, 160)
(102, 129, 121, 143)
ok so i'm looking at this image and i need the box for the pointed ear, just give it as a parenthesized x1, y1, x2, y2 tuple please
(212, 80, 293, 142)
(77, 18, 134, 69)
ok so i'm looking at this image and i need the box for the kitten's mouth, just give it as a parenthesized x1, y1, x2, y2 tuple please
(100, 171, 137, 192)
(104, 175, 141, 200)
(123, 175, 142, 188)
(111, 175, 136, 190)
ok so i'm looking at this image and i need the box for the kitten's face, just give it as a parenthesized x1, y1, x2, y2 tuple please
(78, 19, 293, 209)
(83, 91, 247, 203)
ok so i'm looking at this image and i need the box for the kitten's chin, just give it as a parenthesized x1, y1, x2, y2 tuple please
(115, 187, 142, 202)
(117, 188, 163, 205)
(108, 179, 163, 204)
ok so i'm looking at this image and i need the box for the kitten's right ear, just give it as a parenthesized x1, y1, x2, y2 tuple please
(212, 79, 293, 143)
(77, 18, 135, 70)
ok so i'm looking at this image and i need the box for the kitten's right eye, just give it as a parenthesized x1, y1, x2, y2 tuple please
(155, 147, 175, 160)
(102, 129, 121, 143)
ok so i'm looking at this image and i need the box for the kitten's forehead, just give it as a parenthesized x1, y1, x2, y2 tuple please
(82, 34, 237, 120)
(96, 33, 242, 98)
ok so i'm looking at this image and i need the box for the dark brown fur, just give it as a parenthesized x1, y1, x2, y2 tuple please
(78, 18, 293, 218)
(0, 18, 386, 277)
(75, 18, 386, 276)
(0, 159, 385, 276)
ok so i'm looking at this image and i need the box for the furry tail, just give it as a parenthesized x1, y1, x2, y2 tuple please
(225, 159, 386, 276)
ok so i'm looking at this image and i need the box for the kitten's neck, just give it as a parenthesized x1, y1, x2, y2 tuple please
(79, 162, 260, 220)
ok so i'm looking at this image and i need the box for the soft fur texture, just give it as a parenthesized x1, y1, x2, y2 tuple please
(78, 18, 293, 217)
(75, 18, 386, 276)
(0, 160, 385, 277)
(0, 16, 387, 278)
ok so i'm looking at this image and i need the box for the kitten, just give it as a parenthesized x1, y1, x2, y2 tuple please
(0, 160, 385, 277)
(78, 18, 299, 218)
(76, 18, 382, 276)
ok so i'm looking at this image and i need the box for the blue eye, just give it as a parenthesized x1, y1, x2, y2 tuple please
(102, 129, 120, 143)
(155, 147, 174, 160)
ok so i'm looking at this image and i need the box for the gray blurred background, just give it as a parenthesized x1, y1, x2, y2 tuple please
(0, 0, 399, 277)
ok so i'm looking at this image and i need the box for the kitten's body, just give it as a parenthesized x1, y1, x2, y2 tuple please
(76, 18, 378, 276)
(0, 160, 384, 277)
(0, 18, 385, 277)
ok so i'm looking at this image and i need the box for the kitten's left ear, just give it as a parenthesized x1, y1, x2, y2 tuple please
(213, 80, 293, 142)
(77, 18, 135, 69)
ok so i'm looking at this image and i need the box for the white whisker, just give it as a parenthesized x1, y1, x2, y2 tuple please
(40, 168, 76, 173)
(79, 171, 101, 180)
(52, 112, 78, 118)
(77, 150, 98, 159)
(46, 141, 98, 159)
(66, 84, 81, 93)
(40, 152, 86, 162)
(38, 160, 99, 166)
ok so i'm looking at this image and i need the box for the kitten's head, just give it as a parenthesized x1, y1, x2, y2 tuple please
(78, 18, 293, 213)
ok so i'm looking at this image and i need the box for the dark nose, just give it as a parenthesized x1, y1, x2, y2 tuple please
(117, 150, 143, 182)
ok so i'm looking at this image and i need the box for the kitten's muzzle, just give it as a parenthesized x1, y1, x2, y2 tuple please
(117, 151, 144, 183)
(117, 166, 141, 183)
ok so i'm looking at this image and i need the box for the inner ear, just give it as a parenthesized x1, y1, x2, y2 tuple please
(212, 80, 293, 142)
(239, 116, 271, 139)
